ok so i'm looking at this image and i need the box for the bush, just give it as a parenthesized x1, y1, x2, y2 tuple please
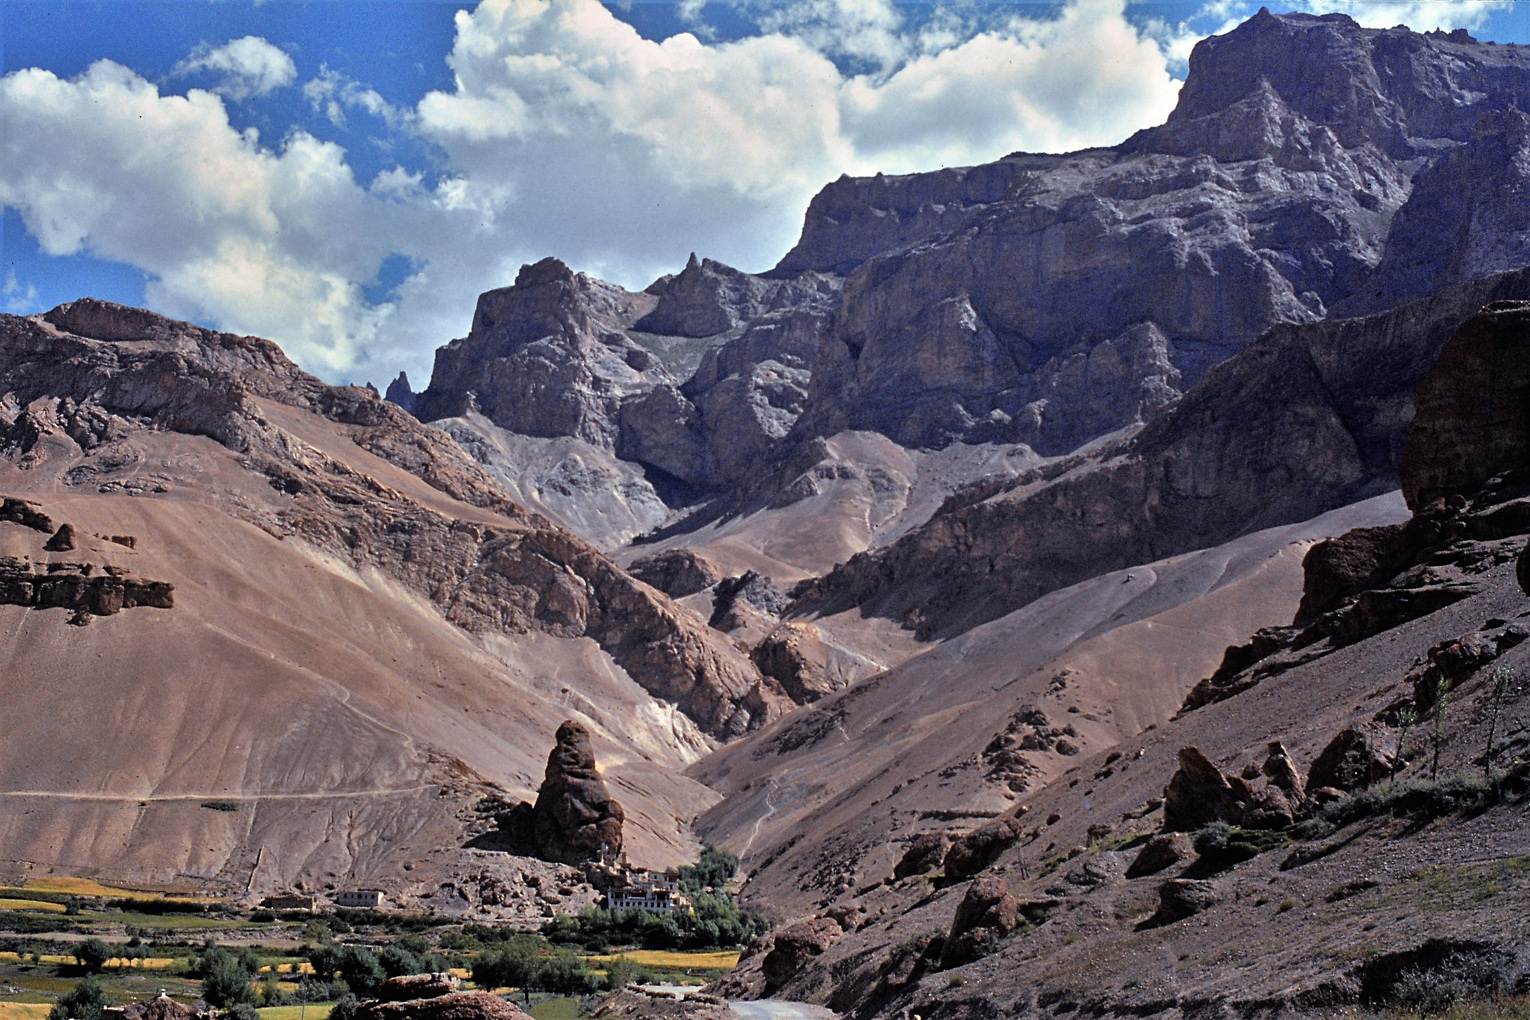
(378, 946, 424, 978)
(1391, 948, 1518, 1014)
(600, 957, 655, 992)
(1191, 823, 1290, 871)
(75, 939, 111, 972)
(535, 953, 598, 997)
(542, 895, 770, 952)
(471, 938, 543, 993)
(49, 977, 110, 1020)
(1297, 773, 1503, 840)
(200, 954, 257, 1007)
(227, 1005, 260, 1020)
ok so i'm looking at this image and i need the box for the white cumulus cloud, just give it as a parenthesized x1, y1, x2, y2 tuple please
(173, 35, 297, 100)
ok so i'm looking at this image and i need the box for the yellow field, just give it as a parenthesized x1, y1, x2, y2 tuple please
(0, 1004, 52, 1020)
(587, 950, 740, 970)
(0, 899, 67, 914)
(6, 878, 219, 905)
(258, 963, 315, 975)
(256, 1005, 335, 1020)
(0, 953, 174, 969)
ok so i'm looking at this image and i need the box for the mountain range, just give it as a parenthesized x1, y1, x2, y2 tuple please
(5, 8, 1530, 1017)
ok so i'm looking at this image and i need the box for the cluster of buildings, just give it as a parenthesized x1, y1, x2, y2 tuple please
(259, 889, 386, 912)
(603, 869, 692, 915)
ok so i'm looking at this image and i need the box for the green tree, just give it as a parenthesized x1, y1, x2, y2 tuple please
(533, 953, 597, 997)
(201, 954, 257, 1007)
(49, 977, 110, 1020)
(74, 939, 110, 973)
(335, 946, 386, 998)
(677, 846, 738, 894)
(378, 946, 423, 978)
(471, 938, 544, 1004)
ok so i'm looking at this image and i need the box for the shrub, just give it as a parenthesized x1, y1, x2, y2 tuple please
(677, 847, 738, 894)
(1391, 948, 1518, 1014)
(600, 957, 656, 992)
(1296, 773, 1504, 840)
(535, 952, 598, 997)
(201, 954, 257, 1007)
(378, 946, 424, 978)
(471, 938, 543, 994)
(329, 994, 360, 1020)
(1191, 823, 1290, 870)
(227, 1005, 260, 1020)
(50, 977, 110, 1020)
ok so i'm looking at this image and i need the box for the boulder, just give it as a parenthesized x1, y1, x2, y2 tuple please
(1125, 833, 1193, 879)
(751, 623, 837, 704)
(531, 720, 624, 864)
(1144, 879, 1221, 927)
(44, 523, 76, 551)
(1162, 747, 1241, 831)
(761, 916, 842, 990)
(941, 875, 1020, 967)
(944, 812, 1024, 878)
(380, 975, 459, 1002)
(356, 992, 530, 1020)
(893, 832, 952, 879)
(709, 571, 790, 630)
(1306, 727, 1396, 795)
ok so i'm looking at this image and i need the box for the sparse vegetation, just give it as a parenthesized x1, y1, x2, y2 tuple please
(1294, 771, 1514, 840)
(1191, 822, 1290, 870)
(48, 977, 109, 1020)
(1388, 947, 1518, 1014)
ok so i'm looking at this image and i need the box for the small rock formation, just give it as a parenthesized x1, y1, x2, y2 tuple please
(941, 875, 1020, 967)
(121, 992, 204, 1020)
(356, 991, 530, 1020)
(944, 810, 1025, 878)
(1125, 833, 1193, 879)
(626, 548, 722, 599)
(384, 372, 417, 414)
(893, 832, 952, 880)
(530, 720, 624, 865)
(0, 497, 52, 532)
(751, 623, 836, 704)
(1163, 745, 1306, 832)
(761, 916, 843, 991)
(43, 523, 76, 551)
(1306, 727, 1396, 795)
(709, 571, 790, 631)
(1144, 878, 1220, 927)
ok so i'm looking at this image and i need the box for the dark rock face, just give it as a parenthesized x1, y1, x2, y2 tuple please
(751, 623, 837, 704)
(1306, 728, 1396, 795)
(1401, 301, 1530, 509)
(761, 917, 842, 991)
(384, 372, 417, 414)
(892, 832, 951, 880)
(944, 812, 1024, 878)
(1, 498, 53, 532)
(379, 976, 458, 1003)
(709, 571, 789, 631)
(531, 720, 624, 865)
(637, 254, 836, 338)
(627, 548, 723, 599)
(941, 875, 1019, 967)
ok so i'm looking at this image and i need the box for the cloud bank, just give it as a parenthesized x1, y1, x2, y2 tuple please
(0, 0, 1268, 383)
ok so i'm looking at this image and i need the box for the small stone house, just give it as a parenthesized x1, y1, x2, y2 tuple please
(335, 889, 386, 908)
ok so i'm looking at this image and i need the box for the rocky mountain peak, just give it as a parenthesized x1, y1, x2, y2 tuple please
(531, 719, 625, 864)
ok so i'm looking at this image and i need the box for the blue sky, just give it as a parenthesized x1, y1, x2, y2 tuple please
(3, 0, 1529, 387)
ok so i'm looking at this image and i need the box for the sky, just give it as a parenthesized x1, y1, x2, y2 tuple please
(3, 0, 1529, 388)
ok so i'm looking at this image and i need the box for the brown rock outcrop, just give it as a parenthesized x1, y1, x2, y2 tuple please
(1163, 745, 1306, 832)
(0, 497, 52, 532)
(1306, 728, 1396, 795)
(761, 916, 843, 991)
(531, 720, 624, 864)
(944, 811, 1024, 878)
(355, 991, 530, 1020)
(0, 556, 173, 618)
(43, 523, 76, 551)
(941, 875, 1020, 967)
(892, 831, 952, 880)
(751, 623, 836, 704)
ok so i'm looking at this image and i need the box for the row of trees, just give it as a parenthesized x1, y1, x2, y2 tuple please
(470, 935, 647, 1001)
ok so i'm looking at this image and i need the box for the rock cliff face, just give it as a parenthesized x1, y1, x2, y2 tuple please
(773, 11, 1530, 453)
(803, 265, 1530, 638)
